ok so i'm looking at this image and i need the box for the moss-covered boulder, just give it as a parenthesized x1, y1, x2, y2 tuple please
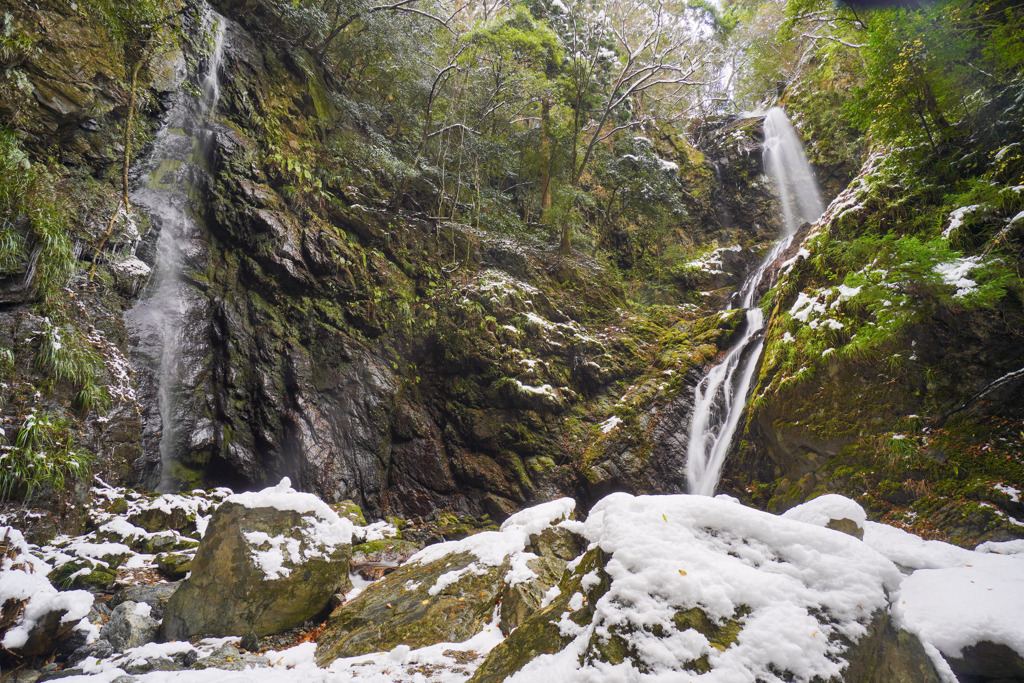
(47, 560, 120, 591)
(470, 546, 609, 682)
(841, 612, 943, 682)
(316, 497, 577, 666)
(162, 481, 353, 640)
(155, 552, 193, 580)
(315, 550, 505, 665)
(473, 493, 946, 681)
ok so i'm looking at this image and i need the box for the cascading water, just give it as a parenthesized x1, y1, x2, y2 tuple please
(128, 12, 227, 492)
(685, 107, 823, 496)
(762, 108, 824, 233)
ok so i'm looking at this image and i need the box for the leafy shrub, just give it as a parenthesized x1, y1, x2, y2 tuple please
(0, 410, 91, 502)
(36, 318, 111, 412)
(0, 130, 76, 300)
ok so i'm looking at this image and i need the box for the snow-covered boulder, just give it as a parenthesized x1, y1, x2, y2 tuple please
(162, 479, 354, 640)
(782, 493, 868, 539)
(865, 523, 1024, 681)
(315, 497, 577, 666)
(0, 527, 93, 660)
(471, 493, 941, 682)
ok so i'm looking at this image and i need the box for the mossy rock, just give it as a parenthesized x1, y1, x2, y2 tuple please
(136, 531, 200, 555)
(162, 501, 352, 640)
(840, 611, 943, 682)
(497, 554, 566, 635)
(331, 500, 367, 526)
(315, 550, 505, 665)
(129, 507, 195, 535)
(469, 547, 609, 682)
(48, 560, 119, 591)
(350, 538, 423, 565)
(155, 552, 194, 581)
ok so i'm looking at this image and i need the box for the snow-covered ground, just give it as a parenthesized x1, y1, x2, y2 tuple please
(3, 485, 1023, 681)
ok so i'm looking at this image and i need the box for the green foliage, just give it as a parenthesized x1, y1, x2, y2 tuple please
(0, 410, 91, 502)
(0, 11, 32, 62)
(0, 130, 75, 300)
(36, 318, 111, 412)
(91, 0, 179, 59)
(589, 136, 685, 268)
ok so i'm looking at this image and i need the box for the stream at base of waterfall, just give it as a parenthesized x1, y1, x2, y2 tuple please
(685, 107, 825, 496)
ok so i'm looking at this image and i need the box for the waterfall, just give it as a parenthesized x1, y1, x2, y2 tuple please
(685, 108, 823, 496)
(128, 11, 227, 492)
(763, 107, 824, 233)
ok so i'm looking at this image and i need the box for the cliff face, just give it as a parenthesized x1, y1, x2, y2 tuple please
(2, 0, 775, 523)
(2, 0, 1021, 550)
(723, 84, 1024, 545)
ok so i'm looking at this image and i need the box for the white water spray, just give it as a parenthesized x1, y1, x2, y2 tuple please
(685, 108, 823, 496)
(128, 12, 227, 492)
(763, 107, 824, 233)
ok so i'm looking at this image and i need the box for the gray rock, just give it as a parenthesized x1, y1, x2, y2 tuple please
(192, 643, 270, 671)
(68, 638, 114, 667)
(315, 550, 505, 665)
(123, 657, 183, 675)
(109, 582, 180, 621)
(162, 500, 352, 640)
(947, 640, 1024, 682)
(36, 669, 85, 681)
(100, 601, 160, 652)
(110, 581, 180, 622)
(841, 611, 943, 682)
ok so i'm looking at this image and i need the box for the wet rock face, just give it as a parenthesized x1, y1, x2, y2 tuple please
(692, 115, 783, 243)
(947, 640, 1024, 682)
(0, 1, 179, 169)
(162, 500, 352, 640)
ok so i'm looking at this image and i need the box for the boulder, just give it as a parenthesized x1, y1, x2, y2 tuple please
(316, 497, 577, 666)
(154, 552, 193, 580)
(162, 480, 353, 640)
(314, 550, 506, 664)
(1, 527, 93, 661)
(109, 583, 180, 621)
(191, 642, 270, 671)
(101, 601, 160, 652)
(841, 612, 944, 682)
(947, 640, 1024, 681)
(781, 493, 868, 540)
(471, 493, 943, 681)
(471, 547, 609, 682)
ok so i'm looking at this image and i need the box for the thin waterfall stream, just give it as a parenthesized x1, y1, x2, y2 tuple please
(685, 108, 824, 496)
(128, 12, 227, 492)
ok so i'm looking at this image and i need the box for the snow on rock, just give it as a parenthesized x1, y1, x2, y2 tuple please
(894, 553, 1024, 660)
(599, 415, 622, 434)
(864, 518, 1024, 672)
(409, 497, 576, 595)
(162, 479, 355, 640)
(782, 494, 867, 538)
(684, 244, 743, 275)
(976, 539, 1024, 555)
(0, 526, 93, 653)
(994, 483, 1021, 503)
(508, 493, 903, 682)
(500, 497, 576, 534)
